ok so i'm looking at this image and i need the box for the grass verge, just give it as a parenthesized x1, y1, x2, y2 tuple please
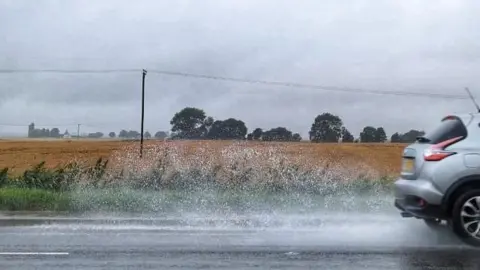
(0, 188, 70, 211)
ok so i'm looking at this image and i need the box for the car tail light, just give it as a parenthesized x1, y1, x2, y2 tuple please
(424, 136, 463, 161)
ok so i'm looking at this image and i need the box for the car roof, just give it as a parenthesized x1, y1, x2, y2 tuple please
(447, 112, 478, 120)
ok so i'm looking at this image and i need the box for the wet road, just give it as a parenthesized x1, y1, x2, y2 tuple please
(0, 212, 479, 269)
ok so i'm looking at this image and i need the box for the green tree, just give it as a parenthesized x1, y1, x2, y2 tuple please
(204, 116, 214, 129)
(252, 128, 263, 140)
(309, 113, 343, 142)
(127, 130, 140, 139)
(144, 131, 151, 139)
(50, 128, 60, 138)
(292, 133, 302, 141)
(398, 129, 425, 143)
(109, 132, 116, 138)
(375, 127, 387, 142)
(88, 132, 103, 138)
(154, 131, 168, 139)
(360, 126, 377, 142)
(119, 130, 128, 138)
(390, 132, 401, 142)
(206, 118, 248, 140)
(262, 127, 293, 141)
(341, 127, 354, 142)
(170, 107, 207, 139)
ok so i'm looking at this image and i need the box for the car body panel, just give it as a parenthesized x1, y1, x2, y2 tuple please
(394, 178, 444, 205)
(393, 113, 480, 220)
(463, 154, 480, 168)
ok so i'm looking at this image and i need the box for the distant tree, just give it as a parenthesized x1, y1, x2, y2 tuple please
(206, 118, 248, 140)
(360, 126, 377, 142)
(109, 132, 116, 138)
(119, 129, 128, 138)
(341, 127, 354, 142)
(204, 116, 214, 125)
(88, 132, 103, 138)
(28, 123, 62, 138)
(154, 131, 168, 139)
(203, 116, 214, 133)
(402, 129, 425, 142)
(262, 127, 293, 141)
(144, 131, 151, 139)
(195, 116, 215, 138)
(246, 133, 253, 140)
(375, 127, 387, 142)
(50, 128, 60, 138)
(170, 107, 208, 139)
(309, 113, 343, 142)
(252, 128, 263, 140)
(127, 130, 140, 139)
(391, 129, 425, 143)
(390, 132, 401, 142)
(292, 133, 302, 141)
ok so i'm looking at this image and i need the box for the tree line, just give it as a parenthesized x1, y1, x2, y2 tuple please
(27, 123, 168, 140)
(168, 107, 425, 143)
(26, 107, 425, 143)
(114, 130, 168, 139)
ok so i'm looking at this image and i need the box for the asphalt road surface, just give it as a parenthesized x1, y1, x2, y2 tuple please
(0, 212, 479, 270)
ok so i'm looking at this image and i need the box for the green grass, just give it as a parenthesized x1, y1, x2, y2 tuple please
(0, 188, 70, 211)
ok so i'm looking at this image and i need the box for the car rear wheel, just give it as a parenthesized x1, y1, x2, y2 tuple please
(450, 189, 480, 247)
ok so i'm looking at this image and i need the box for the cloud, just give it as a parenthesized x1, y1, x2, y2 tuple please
(1, 0, 480, 138)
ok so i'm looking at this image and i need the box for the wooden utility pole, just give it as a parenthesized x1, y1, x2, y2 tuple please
(140, 69, 147, 158)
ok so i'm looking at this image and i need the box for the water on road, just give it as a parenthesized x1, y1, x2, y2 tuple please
(0, 211, 478, 269)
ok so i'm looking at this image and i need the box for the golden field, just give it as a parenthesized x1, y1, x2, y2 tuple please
(0, 139, 407, 177)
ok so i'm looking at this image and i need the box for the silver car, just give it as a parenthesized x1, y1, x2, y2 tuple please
(394, 113, 480, 246)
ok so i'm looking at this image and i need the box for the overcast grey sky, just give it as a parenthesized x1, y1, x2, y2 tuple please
(1, 0, 480, 138)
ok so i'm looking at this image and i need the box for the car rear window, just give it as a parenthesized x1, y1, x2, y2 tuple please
(422, 118, 468, 144)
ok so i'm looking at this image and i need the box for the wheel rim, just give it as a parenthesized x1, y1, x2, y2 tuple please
(460, 196, 480, 239)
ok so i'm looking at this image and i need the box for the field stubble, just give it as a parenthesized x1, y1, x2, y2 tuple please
(0, 139, 405, 177)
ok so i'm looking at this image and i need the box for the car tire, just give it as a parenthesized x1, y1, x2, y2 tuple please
(450, 189, 480, 247)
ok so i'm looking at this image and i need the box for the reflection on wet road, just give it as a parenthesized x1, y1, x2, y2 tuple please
(0, 212, 478, 269)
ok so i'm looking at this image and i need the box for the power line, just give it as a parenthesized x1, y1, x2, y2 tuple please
(0, 68, 471, 99)
(149, 70, 469, 100)
(0, 69, 139, 74)
(0, 123, 79, 127)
